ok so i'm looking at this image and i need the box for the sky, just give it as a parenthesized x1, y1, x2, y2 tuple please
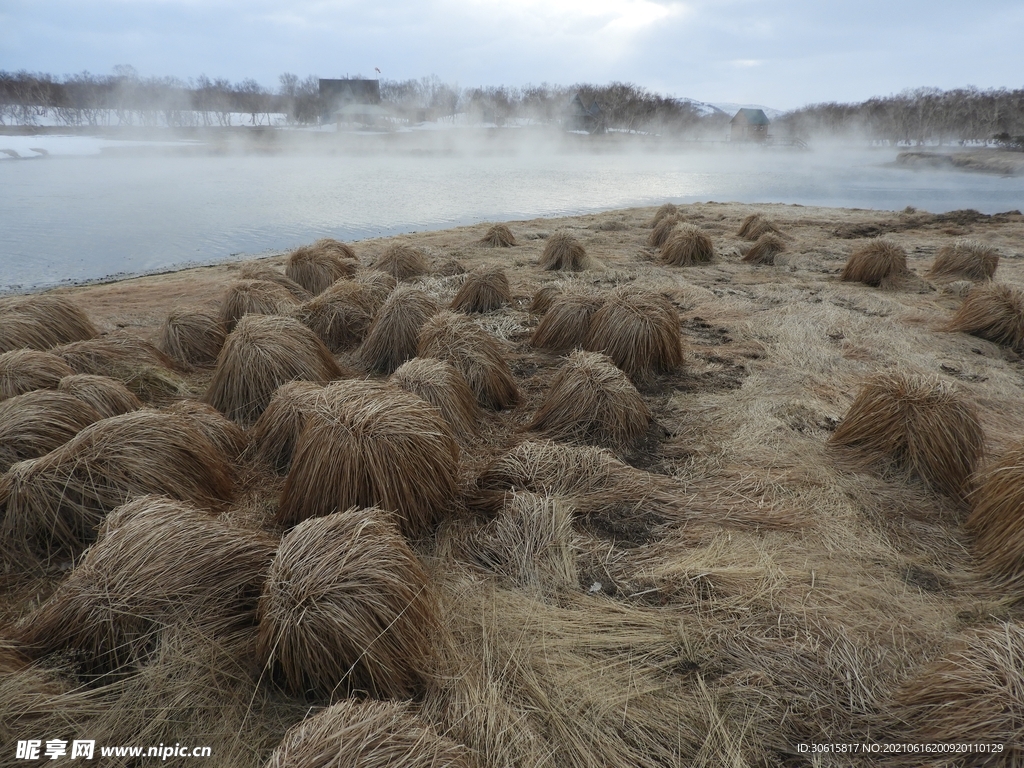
(1, 0, 1022, 111)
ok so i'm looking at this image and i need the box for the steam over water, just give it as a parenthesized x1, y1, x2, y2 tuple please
(2, 142, 1022, 291)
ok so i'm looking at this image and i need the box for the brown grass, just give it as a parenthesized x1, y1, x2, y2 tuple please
(237, 264, 311, 299)
(53, 333, 189, 402)
(650, 202, 678, 227)
(926, 238, 999, 282)
(480, 223, 517, 247)
(166, 399, 249, 461)
(947, 282, 1024, 351)
(276, 383, 459, 537)
(0, 294, 98, 353)
(1, 409, 234, 561)
(530, 291, 604, 352)
(391, 357, 481, 438)
(375, 242, 429, 280)
(249, 380, 324, 473)
(434, 258, 467, 277)
(539, 231, 588, 271)
(267, 699, 471, 768)
(840, 238, 910, 288)
(157, 309, 227, 367)
(450, 266, 512, 314)
(14, 495, 275, 674)
(218, 279, 297, 332)
(0, 349, 74, 400)
(660, 224, 714, 266)
(257, 508, 438, 698)
(647, 215, 678, 248)
(57, 374, 142, 419)
(204, 314, 343, 425)
(353, 270, 398, 314)
(418, 311, 520, 410)
(360, 285, 441, 374)
(742, 232, 786, 265)
(0, 390, 103, 473)
(286, 240, 359, 295)
(737, 213, 781, 240)
(293, 279, 373, 352)
(965, 442, 1024, 584)
(527, 350, 651, 450)
(583, 286, 683, 382)
(529, 286, 560, 315)
(828, 371, 984, 499)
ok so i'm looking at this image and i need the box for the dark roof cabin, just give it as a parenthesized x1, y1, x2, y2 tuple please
(567, 93, 604, 134)
(730, 108, 770, 142)
(320, 79, 381, 123)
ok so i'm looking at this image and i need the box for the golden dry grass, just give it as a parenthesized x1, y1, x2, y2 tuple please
(0, 390, 103, 473)
(947, 282, 1024, 351)
(249, 380, 324, 473)
(54, 333, 189, 402)
(293, 279, 373, 352)
(286, 240, 359, 295)
(539, 231, 588, 271)
(0, 349, 74, 401)
(660, 224, 714, 266)
(529, 286, 560, 315)
(840, 238, 910, 288)
(157, 309, 227, 368)
(238, 264, 311, 300)
(376, 242, 429, 280)
(480, 223, 517, 248)
(166, 399, 249, 461)
(353, 270, 398, 314)
(650, 202, 678, 227)
(450, 266, 512, 314)
(966, 442, 1024, 585)
(737, 212, 781, 240)
(742, 232, 786, 265)
(0, 294, 98, 353)
(583, 286, 683, 382)
(647, 215, 678, 248)
(391, 356, 481, 438)
(258, 508, 438, 698)
(530, 291, 604, 352)
(360, 285, 440, 374)
(57, 374, 142, 418)
(218, 279, 297, 332)
(926, 238, 999, 282)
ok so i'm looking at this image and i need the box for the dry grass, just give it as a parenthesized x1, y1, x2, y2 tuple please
(53, 333, 189, 402)
(650, 202, 678, 227)
(204, 314, 343, 425)
(742, 232, 786, 265)
(218, 279, 297, 332)
(249, 381, 324, 473)
(660, 224, 714, 266)
(840, 238, 910, 288)
(267, 699, 471, 768)
(391, 357, 481, 438)
(293, 279, 373, 353)
(434, 258, 467, 277)
(647, 216, 678, 248)
(480, 223, 517, 248)
(737, 213, 781, 240)
(418, 310, 520, 410)
(58, 374, 142, 419)
(257, 508, 438, 698)
(360, 285, 441, 374)
(157, 309, 227, 367)
(529, 286, 560, 315)
(14, 495, 275, 674)
(927, 238, 999, 282)
(0, 349, 74, 400)
(947, 282, 1024, 351)
(277, 382, 459, 537)
(0, 294, 98, 353)
(0, 390, 102, 473)
(450, 266, 512, 314)
(166, 399, 249, 461)
(530, 291, 604, 352)
(1, 409, 234, 561)
(238, 264, 311, 300)
(527, 350, 651, 450)
(539, 231, 588, 271)
(583, 286, 683, 382)
(286, 240, 359, 295)
(376, 242, 429, 280)
(354, 270, 398, 314)
(965, 442, 1024, 585)
(828, 371, 984, 499)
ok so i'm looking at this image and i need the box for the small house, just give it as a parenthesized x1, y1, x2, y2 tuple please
(567, 93, 604, 133)
(730, 108, 770, 142)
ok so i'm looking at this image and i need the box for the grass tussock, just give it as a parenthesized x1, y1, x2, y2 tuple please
(257, 509, 438, 699)
(277, 382, 459, 537)
(434, 258, 467, 277)
(0, 349, 74, 400)
(583, 286, 683, 382)
(647, 215, 678, 248)
(58, 374, 142, 419)
(742, 232, 786, 265)
(530, 291, 604, 352)
(14, 495, 275, 674)
(966, 442, 1024, 585)
(218, 279, 297, 332)
(539, 231, 588, 271)
(204, 314, 343, 425)
(418, 310, 520, 410)
(391, 357, 481, 438)
(293, 279, 373, 353)
(527, 349, 651, 450)
(927, 238, 999, 282)
(529, 286, 560, 315)
(480, 223, 517, 248)
(0, 390, 103, 473)
(650, 202, 678, 227)
(0, 294, 98, 353)
(376, 242, 429, 280)
(249, 381, 324, 473)
(1, 409, 234, 561)
(237, 264, 311, 300)
(354, 270, 398, 314)
(450, 266, 512, 314)
(660, 224, 714, 266)
(157, 309, 227, 368)
(828, 371, 983, 499)
(737, 213, 781, 240)
(53, 334, 189, 402)
(946, 282, 1024, 351)
(286, 240, 359, 295)
(360, 285, 440, 374)
(840, 238, 910, 288)
(166, 399, 249, 461)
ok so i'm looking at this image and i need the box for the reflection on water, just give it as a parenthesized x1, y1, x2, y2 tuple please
(2, 144, 1022, 291)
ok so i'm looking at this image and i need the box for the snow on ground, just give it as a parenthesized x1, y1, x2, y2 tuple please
(0, 134, 202, 159)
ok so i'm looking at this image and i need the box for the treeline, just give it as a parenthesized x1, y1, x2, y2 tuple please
(0, 68, 728, 135)
(779, 87, 1024, 144)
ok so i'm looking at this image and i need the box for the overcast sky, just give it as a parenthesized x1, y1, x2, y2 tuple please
(1, 0, 1022, 111)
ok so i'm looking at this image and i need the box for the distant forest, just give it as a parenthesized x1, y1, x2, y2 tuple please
(1, 67, 1022, 145)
